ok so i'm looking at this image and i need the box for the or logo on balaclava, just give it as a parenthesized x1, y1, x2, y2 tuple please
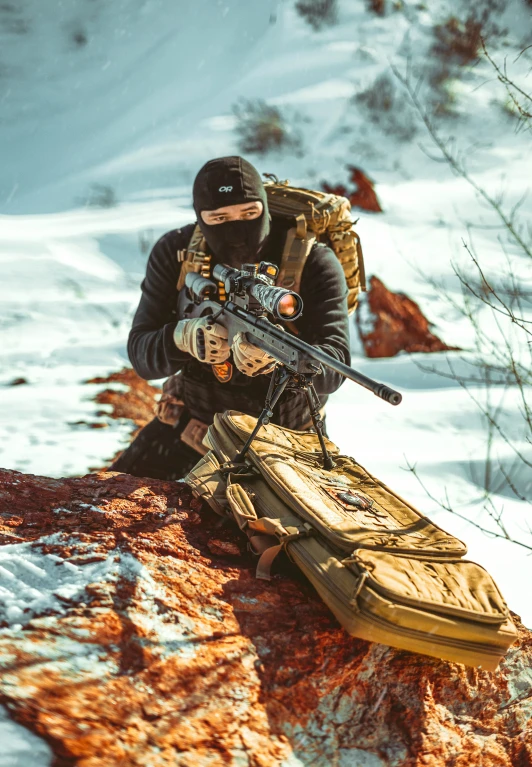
(193, 156, 271, 267)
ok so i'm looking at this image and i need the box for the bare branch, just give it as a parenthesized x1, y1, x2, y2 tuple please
(404, 459, 532, 553)
(497, 458, 531, 505)
(392, 42, 532, 556)
(482, 40, 532, 113)
(391, 63, 532, 259)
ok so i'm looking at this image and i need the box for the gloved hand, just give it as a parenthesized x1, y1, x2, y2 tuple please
(232, 332, 276, 377)
(174, 317, 230, 364)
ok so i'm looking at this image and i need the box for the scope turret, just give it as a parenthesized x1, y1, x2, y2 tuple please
(212, 262, 303, 322)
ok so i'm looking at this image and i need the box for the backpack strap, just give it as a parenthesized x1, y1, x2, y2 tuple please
(276, 214, 316, 294)
(225, 479, 310, 580)
(176, 224, 211, 290)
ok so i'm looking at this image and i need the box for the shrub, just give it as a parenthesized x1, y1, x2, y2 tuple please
(295, 0, 338, 31)
(366, 0, 386, 15)
(396, 45, 532, 552)
(355, 72, 416, 141)
(432, 16, 483, 65)
(85, 184, 117, 208)
(357, 72, 394, 112)
(71, 28, 88, 48)
(428, 8, 504, 118)
(232, 99, 303, 156)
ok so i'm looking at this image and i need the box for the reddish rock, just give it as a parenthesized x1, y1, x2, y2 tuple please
(207, 538, 242, 557)
(358, 276, 459, 358)
(322, 166, 383, 212)
(87, 368, 160, 465)
(87, 368, 159, 434)
(0, 468, 530, 766)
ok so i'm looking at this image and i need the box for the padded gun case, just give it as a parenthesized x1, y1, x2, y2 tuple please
(186, 411, 517, 670)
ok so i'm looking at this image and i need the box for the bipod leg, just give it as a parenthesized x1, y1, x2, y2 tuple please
(304, 382, 336, 471)
(235, 367, 292, 463)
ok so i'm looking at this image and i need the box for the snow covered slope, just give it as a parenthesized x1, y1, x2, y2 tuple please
(1, 0, 531, 634)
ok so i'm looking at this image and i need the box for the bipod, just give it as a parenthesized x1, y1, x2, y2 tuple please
(235, 365, 336, 471)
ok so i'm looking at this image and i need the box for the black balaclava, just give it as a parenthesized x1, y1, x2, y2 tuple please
(193, 156, 270, 266)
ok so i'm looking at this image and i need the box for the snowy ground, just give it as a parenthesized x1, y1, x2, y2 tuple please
(0, 705, 52, 767)
(1, 0, 531, 671)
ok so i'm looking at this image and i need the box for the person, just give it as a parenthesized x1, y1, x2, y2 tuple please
(111, 156, 351, 480)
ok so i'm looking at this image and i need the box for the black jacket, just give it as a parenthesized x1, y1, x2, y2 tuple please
(128, 219, 351, 426)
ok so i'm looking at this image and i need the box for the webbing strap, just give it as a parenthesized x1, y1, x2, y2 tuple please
(176, 225, 211, 290)
(342, 554, 372, 610)
(248, 534, 279, 556)
(277, 226, 316, 293)
(356, 234, 367, 292)
(225, 480, 309, 580)
(254, 527, 309, 580)
(256, 543, 284, 580)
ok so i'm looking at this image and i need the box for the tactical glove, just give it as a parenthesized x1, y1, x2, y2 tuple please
(232, 332, 276, 377)
(174, 317, 230, 365)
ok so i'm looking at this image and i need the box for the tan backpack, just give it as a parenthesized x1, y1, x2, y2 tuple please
(177, 176, 366, 314)
(264, 176, 366, 314)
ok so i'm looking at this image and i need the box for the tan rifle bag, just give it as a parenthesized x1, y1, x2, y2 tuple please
(185, 411, 517, 670)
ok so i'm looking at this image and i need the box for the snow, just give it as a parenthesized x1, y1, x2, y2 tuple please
(0, 705, 52, 767)
(0, 533, 203, 757)
(0, 535, 124, 627)
(0, 532, 200, 661)
(0, 0, 530, 671)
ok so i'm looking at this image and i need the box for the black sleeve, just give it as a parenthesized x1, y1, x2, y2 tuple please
(296, 243, 351, 395)
(127, 226, 195, 380)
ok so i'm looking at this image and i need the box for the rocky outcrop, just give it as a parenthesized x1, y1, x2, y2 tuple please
(88, 369, 159, 435)
(322, 166, 383, 212)
(357, 276, 459, 358)
(87, 369, 159, 466)
(0, 468, 530, 767)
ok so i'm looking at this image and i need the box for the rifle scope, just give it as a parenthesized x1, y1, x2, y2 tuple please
(213, 263, 303, 322)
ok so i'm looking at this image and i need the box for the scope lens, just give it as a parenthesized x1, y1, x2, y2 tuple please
(272, 289, 303, 321)
(278, 294, 299, 318)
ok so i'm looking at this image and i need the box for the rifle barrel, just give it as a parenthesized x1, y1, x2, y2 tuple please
(226, 304, 402, 406)
(299, 341, 402, 405)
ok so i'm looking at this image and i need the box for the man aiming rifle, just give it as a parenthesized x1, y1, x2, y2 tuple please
(112, 156, 397, 480)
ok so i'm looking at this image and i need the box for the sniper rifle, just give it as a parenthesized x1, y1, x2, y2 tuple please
(177, 261, 402, 470)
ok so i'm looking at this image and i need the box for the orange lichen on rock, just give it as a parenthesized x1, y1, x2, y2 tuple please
(322, 166, 383, 212)
(87, 368, 159, 433)
(0, 468, 530, 766)
(86, 368, 160, 466)
(358, 276, 459, 358)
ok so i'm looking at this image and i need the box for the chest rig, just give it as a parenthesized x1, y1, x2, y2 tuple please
(176, 221, 316, 301)
(177, 227, 224, 299)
